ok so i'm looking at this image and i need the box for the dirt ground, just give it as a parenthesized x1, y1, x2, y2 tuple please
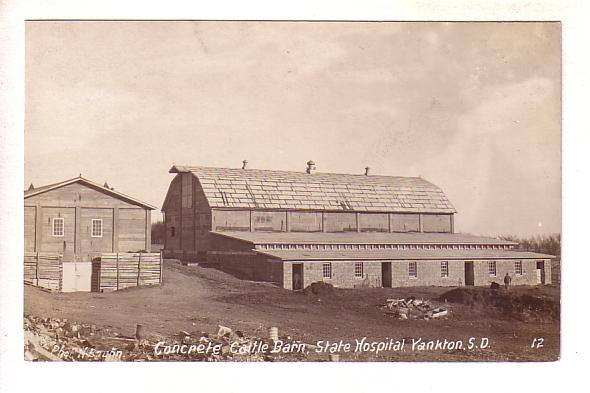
(24, 260, 560, 361)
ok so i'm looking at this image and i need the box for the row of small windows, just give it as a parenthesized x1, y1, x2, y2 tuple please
(488, 260, 525, 276)
(320, 260, 527, 280)
(322, 262, 365, 279)
(51, 218, 102, 237)
(259, 243, 512, 251)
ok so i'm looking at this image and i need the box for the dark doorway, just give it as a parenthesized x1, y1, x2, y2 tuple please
(292, 263, 303, 290)
(91, 259, 101, 292)
(464, 261, 474, 286)
(536, 261, 546, 284)
(381, 262, 392, 288)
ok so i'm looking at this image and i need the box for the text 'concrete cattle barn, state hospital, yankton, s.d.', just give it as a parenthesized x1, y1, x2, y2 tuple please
(161, 161, 554, 290)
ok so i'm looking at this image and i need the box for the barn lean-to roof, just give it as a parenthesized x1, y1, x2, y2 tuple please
(24, 176, 157, 210)
(210, 231, 517, 246)
(254, 249, 555, 261)
(169, 165, 456, 214)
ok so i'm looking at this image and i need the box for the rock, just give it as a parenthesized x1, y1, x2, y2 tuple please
(217, 325, 232, 338)
(381, 297, 450, 321)
(432, 308, 448, 318)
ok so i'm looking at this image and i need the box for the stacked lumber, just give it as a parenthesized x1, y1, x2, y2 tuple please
(97, 253, 162, 292)
(24, 252, 62, 291)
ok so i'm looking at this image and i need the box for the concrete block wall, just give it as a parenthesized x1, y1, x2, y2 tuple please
(472, 259, 550, 286)
(283, 260, 382, 289)
(212, 253, 284, 286)
(281, 258, 552, 289)
(390, 260, 464, 287)
(283, 261, 293, 290)
(544, 259, 552, 285)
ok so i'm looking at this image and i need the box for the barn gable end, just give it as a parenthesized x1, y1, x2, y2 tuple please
(24, 177, 155, 260)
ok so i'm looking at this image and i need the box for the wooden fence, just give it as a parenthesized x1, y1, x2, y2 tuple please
(96, 252, 162, 292)
(24, 252, 62, 291)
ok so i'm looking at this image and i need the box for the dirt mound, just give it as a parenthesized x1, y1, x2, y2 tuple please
(438, 287, 559, 321)
(303, 281, 336, 297)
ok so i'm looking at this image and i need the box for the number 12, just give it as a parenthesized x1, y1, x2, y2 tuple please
(531, 338, 544, 348)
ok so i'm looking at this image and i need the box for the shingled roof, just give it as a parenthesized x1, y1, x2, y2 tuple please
(170, 165, 456, 213)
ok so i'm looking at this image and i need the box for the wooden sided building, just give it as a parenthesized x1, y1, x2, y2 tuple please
(24, 176, 156, 262)
(162, 162, 553, 289)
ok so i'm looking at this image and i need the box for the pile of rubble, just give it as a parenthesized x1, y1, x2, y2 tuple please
(24, 314, 309, 362)
(380, 297, 449, 320)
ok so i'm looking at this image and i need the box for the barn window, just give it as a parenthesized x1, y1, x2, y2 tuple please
(322, 263, 332, 279)
(488, 261, 497, 276)
(515, 260, 523, 275)
(354, 262, 364, 278)
(408, 261, 417, 278)
(441, 261, 449, 277)
(91, 219, 103, 237)
(170, 227, 176, 237)
(52, 218, 64, 237)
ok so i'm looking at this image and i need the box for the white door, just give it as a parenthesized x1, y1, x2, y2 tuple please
(535, 269, 542, 284)
(62, 262, 92, 292)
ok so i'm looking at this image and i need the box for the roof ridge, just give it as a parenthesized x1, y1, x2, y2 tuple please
(172, 164, 424, 178)
(167, 164, 456, 214)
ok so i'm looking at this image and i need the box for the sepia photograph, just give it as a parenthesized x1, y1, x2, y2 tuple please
(22, 20, 561, 363)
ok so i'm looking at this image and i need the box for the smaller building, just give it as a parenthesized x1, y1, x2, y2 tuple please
(209, 231, 554, 289)
(24, 176, 156, 261)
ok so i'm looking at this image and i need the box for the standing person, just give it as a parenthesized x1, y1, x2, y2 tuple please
(504, 272, 512, 290)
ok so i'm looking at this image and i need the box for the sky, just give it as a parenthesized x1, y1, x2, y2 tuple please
(24, 21, 561, 237)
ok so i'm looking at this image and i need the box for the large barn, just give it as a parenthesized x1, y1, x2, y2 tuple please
(162, 162, 553, 289)
(24, 176, 156, 261)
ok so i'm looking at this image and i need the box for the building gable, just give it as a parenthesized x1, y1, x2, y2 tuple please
(24, 177, 156, 210)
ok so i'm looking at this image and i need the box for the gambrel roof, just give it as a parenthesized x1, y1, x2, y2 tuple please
(169, 165, 456, 213)
(24, 176, 157, 210)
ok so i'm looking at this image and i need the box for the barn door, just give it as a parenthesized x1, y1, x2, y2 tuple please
(292, 263, 303, 290)
(381, 262, 392, 288)
(464, 261, 474, 286)
(536, 261, 545, 284)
